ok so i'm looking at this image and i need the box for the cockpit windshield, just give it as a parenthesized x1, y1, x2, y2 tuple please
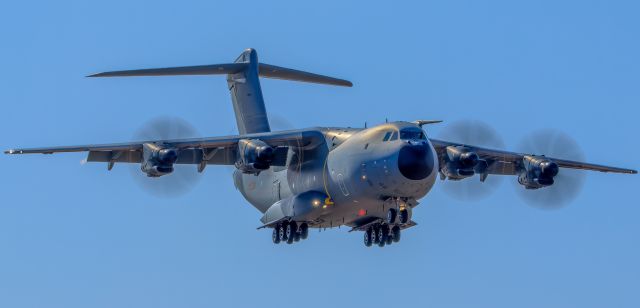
(400, 128, 426, 140)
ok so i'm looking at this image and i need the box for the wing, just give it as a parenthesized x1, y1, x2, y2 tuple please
(5, 128, 326, 167)
(430, 139, 637, 175)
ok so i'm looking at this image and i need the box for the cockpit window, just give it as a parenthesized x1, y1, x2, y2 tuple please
(390, 131, 398, 141)
(400, 128, 426, 140)
(382, 131, 392, 141)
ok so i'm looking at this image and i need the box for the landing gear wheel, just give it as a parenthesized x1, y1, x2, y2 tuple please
(278, 223, 287, 242)
(364, 228, 373, 247)
(392, 225, 401, 243)
(377, 226, 387, 247)
(372, 226, 380, 244)
(294, 232, 301, 242)
(398, 209, 409, 224)
(285, 223, 295, 244)
(378, 236, 386, 247)
(272, 228, 281, 244)
(386, 208, 397, 224)
(386, 235, 393, 245)
(300, 223, 309, 240)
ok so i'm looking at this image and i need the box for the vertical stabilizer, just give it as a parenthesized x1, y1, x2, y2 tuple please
(227, 49, 271, 135)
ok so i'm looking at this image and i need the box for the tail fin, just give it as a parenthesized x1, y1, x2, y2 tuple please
(227, 49, 270, 134)
(88, 48, 352, 135)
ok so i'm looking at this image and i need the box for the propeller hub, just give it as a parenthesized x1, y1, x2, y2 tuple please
(540, 161, 559, 178)
(459, 152, 479, 168)
(157, 148, 178, 164)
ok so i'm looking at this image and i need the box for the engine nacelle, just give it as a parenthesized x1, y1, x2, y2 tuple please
(518, 155, 559, 189)
(141, 143, 179, 177)
(235, 139, 275, 175)
(441, 146, 487, 179)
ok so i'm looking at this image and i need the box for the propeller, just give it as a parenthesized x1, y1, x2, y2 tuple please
(269, 113, 295, 131)
(437, 120, 506, 201)
(129, 116, 202, 198)
(515, 129, 586, 209)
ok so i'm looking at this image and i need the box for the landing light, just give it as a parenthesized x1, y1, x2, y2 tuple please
(312, 199, 321, 207)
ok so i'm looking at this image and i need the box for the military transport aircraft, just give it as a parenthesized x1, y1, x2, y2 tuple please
(6, 48, 637, 248)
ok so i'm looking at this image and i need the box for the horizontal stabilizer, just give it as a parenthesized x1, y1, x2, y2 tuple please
(87, 63, 246, 77)
(88, 63, 352, 87)
(258, 63, 352, 87)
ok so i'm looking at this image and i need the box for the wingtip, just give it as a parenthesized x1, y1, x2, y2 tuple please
(334, 80, 353, 87)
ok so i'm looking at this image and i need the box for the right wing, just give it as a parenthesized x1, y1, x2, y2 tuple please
(430, 138, 637, 175)
(5, 128, 326, 167)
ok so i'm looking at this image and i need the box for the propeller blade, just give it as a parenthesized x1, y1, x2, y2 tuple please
(437, 120, 506, 201)
(130, 116, 202, 198)
(515, 129, 586, 209)
(269, 114, 295, 131)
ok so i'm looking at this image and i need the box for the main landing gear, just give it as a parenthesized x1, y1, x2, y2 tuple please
(272, 221, 309, 245)
(363, 208, 406, 248)
(364, 223, 401, 248)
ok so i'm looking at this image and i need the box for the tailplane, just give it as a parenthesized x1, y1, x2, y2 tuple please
(88, 48, 352, 135)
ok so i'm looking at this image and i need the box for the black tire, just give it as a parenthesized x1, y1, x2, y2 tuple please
(381, 224, 390, 237)
(294, 232, 301, 242)
(364, 228, 373, 247)
(386, 208, 397, 224)
(285, 223, 295, 244)
(386, 235, 393, 245)
(378, 235, 386, 247)
(372, 226, 380, 244)
(399, 209, 409, 224)
(300, 223, 309, 240)
(289, 221, 298, 233)
(377, 227, 387, 247)
(272, 227, 281, 244)
(278, 223, 287, 242)
(392, 225, 401, 243)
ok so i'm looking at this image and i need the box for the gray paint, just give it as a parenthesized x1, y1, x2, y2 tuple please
(227, 49, 271, 135)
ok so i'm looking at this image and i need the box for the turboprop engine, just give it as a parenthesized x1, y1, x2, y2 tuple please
(518, 155, 560, 189)
(235, 139, 275, 175)
(441, 145, 488, 180)
(140, 143, 179, 177)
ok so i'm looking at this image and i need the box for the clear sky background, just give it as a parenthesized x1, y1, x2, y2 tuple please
(1, 1, 639, 307)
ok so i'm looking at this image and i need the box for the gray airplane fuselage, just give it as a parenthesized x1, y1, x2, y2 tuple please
(234, 121, 438, 229)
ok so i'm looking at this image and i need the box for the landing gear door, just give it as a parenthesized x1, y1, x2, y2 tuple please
(272, 180, 281, 202)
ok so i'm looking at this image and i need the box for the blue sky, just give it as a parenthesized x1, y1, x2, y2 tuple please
(1, 1, 639, 307)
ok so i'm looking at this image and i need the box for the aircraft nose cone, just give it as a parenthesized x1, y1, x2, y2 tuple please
(398, 143, 435, 180)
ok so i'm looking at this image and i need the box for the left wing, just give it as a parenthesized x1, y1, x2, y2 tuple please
(430, 139, 637, 176)
(5, 128, 326, 169)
